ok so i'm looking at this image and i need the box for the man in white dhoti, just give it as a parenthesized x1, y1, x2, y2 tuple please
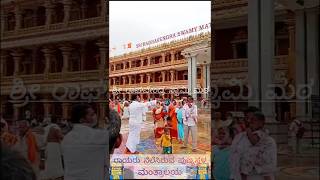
(42, 116, 64, 179)
(125, 95, 156, 154)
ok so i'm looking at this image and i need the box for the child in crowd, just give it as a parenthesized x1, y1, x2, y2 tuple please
(160, 127, 173, 154)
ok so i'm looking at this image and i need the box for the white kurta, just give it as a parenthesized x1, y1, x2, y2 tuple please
(43, 124, 64, 179)
(61, 124, 108, 180)
(126, 100, 156, 152)
(122, 106, 130, 120)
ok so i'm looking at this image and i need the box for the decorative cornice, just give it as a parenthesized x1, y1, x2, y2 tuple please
(110, 32, 211, 62)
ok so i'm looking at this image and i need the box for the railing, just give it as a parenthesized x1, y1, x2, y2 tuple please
(110, 80, 204, 90)
(211, 55, 288, 72)
(0, 70, 100, 85)
(2, 16, 105, 38)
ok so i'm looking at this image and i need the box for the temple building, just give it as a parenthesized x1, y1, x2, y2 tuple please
(1, 0, 319, 145)
(0, 0, 107, 124)
(109, 33, 211, 101)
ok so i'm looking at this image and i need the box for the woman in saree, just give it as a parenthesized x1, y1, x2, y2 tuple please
(152, 101, 166, 139)
(168, 100, 178, 139)
(176, 101, 184, 144)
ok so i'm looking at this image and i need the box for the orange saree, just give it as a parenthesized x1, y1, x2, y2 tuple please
(168, 104, 178, 139)
(153, 107, 165, 139)
(25, 129, 39, 164)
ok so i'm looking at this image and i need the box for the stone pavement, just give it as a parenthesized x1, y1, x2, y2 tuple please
(276, 144, 319, 180)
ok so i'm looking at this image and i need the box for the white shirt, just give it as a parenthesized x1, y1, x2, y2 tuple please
(61, 124, 108, 180)
(122, 107, 130, 119)
(230, 131, 277, 180)
(182, 104, 198, 126)
(129, 100, 156, 124)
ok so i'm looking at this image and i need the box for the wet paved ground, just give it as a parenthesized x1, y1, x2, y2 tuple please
(114, 112, 211, 154)
(276, 145, 319, 180)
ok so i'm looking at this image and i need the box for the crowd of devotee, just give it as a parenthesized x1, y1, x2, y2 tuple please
(1, 95, 306, 180)
(211, 106, 306, 180)
(1, 104, 119, 180)
(109, 95, 202, 154)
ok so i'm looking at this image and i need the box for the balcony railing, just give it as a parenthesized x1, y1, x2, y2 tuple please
(2, 17, 105, 38)
(110, 80, 204, 90)
(211, 55, 288, 73)
(0, 70, 100, 86)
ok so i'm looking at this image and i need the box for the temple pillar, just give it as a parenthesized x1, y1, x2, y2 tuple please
(140, 74, 144, 84)
(1, 11, 7, 34)
(42, 47, 55, 76)
(171, 51, 175, 62)
(45, 0, 54, 26)
(147, 73, 151, 84)
(1, 52, 8, 76)
(202, 63, 210, 99)
(112, 77, 116, 85)
(184, 53, 198, 99)
(80, 44, 86, 71)
(147, 56, 151, 66)
(63, 0, 72, 24)
(170, 70, 175, 83)
(248, 0, 275, 122)
(60, 45, 73, 73)
(96, 40, 107, 80)
(100, 0, 106, 18)
(128, 75, 132, 85)
(161, 71, 166, 82)
(81, 0, 87, 19)
(15, 6, 22, 30)
(161, 53, 165, 64)
(122, 76, 126, 85)
(11, 50, 24, 76)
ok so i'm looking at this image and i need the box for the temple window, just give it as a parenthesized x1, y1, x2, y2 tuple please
(36, 6, 46, 26)
(70, 0, 81, 21)
(53, 3, 64, 23)
(230, 29, 248, 59)
(87, 0, 99, 18)
(154, 56, 161, 64)
(197, 68, 201, 79)
(70, 50, 80, 71)
(22, 9, 35, 28)
(7, 13, 15, 31)
(165, 54, 170, 62)
(143, 59, 148, 66)
(275, 23, 289, 56)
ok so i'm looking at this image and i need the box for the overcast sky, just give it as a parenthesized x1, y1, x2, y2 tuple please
(109, 1, 211, 56)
